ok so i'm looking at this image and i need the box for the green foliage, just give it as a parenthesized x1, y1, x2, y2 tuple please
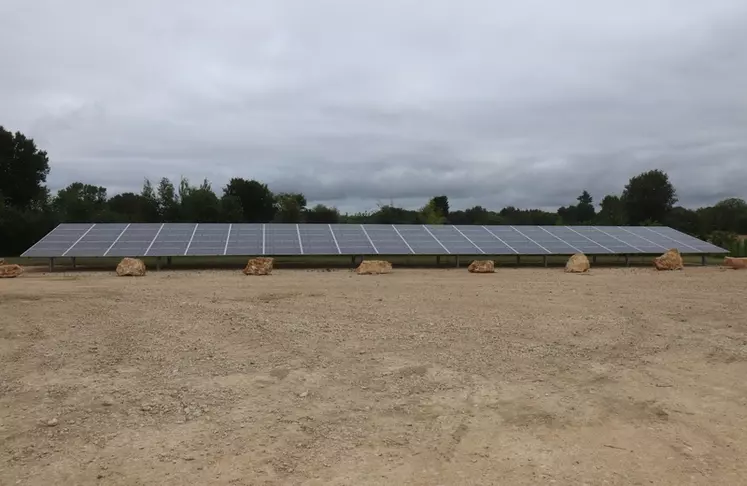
(223, 178, 275, 222)
(274, 193, 307, 222)
(53, 182, 108, 222)
(728, 239, 747, 257)
(0, 126, 51, 210)
(708, 230, 738, 249)
(596, 195, 626, 224)
(622, 169, 677, 225)
(429, 196, 449, 218)
(305, 204, 340, 223)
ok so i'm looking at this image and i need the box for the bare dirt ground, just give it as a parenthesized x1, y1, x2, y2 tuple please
(2, 267, 747, 485)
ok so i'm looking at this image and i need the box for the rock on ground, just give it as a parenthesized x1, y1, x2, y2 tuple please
(116, 258, 147, 277)
(468, 260, 495, 273)
(0, 264, 24, 278)
(654, 249, 684, 271)
(723, 257, 747, 270)
(243, 257, 274, 276)
(356, 260, 393, 275)
(565, 253, 590, 273)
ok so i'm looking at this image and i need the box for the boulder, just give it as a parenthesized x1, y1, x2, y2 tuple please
(468, 260, 495, 273)
(565, 253, 590, 273)
(243, 257, 273, 276)
(0, 258, 4, 265)
(654, 249, 684, 271)
(116, 258, 146, 277)
(356, 260, 392, 275)
(723, 257, 747, 270)
(0, 264, 24, 278)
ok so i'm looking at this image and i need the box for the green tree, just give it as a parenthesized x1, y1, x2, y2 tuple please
(157, 177, 180, 221)
(219, 195, 244, 222)
(576, 190, 595, 222)
(596, 195, 626, 224)
(419, 197, 448, 224)
(223, 178, 275, 222)
(274, 192, 307, 222)
(53, 182, 108, 222)
(370, 205, 418, 224)
(664, 206, 700, 236)
(711, 198, 747, 234)
(108, 192, 158, 222)
(0, 126, 51, 210)
(621, 170, 677, 225)
(179, 178, 221, 222)
(305, 204, 340, 223)
(430, 195, 449, 218)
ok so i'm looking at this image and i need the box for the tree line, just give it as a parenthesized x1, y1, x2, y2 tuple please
(2, 125, 746, 256)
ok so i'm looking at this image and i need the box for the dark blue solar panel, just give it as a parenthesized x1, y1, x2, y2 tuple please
(330, 224, 376, 254)
(185, 224, 231, 256)
(396, 225, 447, 254)
(362, 225, 412, 254)
(21, 224, 94, 257)
(224, 224, 263, 255)
(21, 223, 727, 257)
(298, 224, 339, 255)
(64, 223, 128, 257)
(426, 225, 482, 254)
(265, 223, 302, 255)
(146, 223, 197, 256)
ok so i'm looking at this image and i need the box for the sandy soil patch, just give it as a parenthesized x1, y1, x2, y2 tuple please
(1, 267, 746, 485)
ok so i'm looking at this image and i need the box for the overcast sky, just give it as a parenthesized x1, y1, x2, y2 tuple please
(2, 1, 746, 213)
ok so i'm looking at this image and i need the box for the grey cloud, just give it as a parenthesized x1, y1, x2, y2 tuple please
(1, 0, 746, 213)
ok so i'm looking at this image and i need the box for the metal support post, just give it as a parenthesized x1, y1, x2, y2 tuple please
(167, 256, 172, 266)
(701, 254, 706, 266)
(543, 255, 548, 267)
(49, 258, 55, 273)
(71, 257, 76, 269)
(592, 255, 597, 265)
(156, 257, 161, 271)
(436, 255, 441, 266)
(351, 255, 356, 267)
(455, 255, 460, 268)
(516, 255, 521, 267)
(624, 254, 629, 267)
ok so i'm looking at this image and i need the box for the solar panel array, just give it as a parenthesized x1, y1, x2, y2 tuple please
(21, 223, 727, 258)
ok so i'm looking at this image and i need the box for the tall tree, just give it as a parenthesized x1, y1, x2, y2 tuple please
(576, 190, 596, 222)
(53, 182, 108, 222)
(596, 195, 626, 225)
(274, 192, 307, 222)
(305, 204, 340, 223)
(0, 126, 51, 210)
(429, 195, 450, 218)
(621, 170, 677, 224)
(179, 178, 221, 222)
(157, 177, 180, 221)
(223, 178, 275, 222)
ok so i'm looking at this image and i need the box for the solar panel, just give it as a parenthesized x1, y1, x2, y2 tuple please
(486, 226, 549, 255)
(21, 223, 94, 257)
(64, 223, 129, 257)
(396, 225, 448, 254)
(454, 226, 517, 255)
(146, 223, 197, 256)
(106, 223, 162, 257)
(297, 224, 339, 255)
(185, 223, 231, 256)
(265, 223, 302, 255)
(21, 223, 728, 258)
(362, 225, 412, 254)
(330, 224, 376, 254)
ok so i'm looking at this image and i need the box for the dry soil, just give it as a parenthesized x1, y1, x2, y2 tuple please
(1, 267, 747, 485)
